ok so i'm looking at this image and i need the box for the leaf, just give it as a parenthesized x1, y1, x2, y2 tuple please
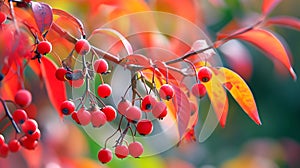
(31, 2, 53, 36)
(52, 8, 85, 38)
(171, 85, 191, 139)
(88, 28, 133, 55)
(231, 28, 297, 80)
(217, 67, 261, 125)
(267, 16, 300, 31)
(202, 70, 229, 127)
(40, 57, 67, 117)
(123, 54, 152, 68)
(262, 0, 281, 16)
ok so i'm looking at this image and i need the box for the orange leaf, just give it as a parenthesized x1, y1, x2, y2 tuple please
(217, 67, 261, 125)
(262, 0, 281, 16)
(267, 16, 300, 31)
(202, 69, 228, 127)
(232, 28, 296, 80)
(40, 57, 67, 117)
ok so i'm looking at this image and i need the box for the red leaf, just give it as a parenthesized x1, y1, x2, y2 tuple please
(262, 0, 281, 16)
(31, 2, 53, 36)
(231, 28, 297, 80)
(267, 16, 300, 31)
(123, 54, 152, 68)
(40, 57, 67, 117)
(171, 85, 191, 139)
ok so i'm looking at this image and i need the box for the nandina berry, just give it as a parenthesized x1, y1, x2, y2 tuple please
(13, 109, 28, 124)
(98, 148, 113, 164)
(125, 106, 142, 123)
(97, 84, 112, 98)
(37, 41, 52, 55)
(115, 145, 129, 159)
(128, 141, 144, 158)
(77, 108, 91, 126)
(55, 68, 68, 81)
(21, 119, 38, 136)
(159, 84, 174, 100)
(71, 111, 81, 124)
(117, 99, 131, 115)
(8, 139, 21, 153)
(75, 39, 91, 55)
(101, 106, 117, 122)
(198, 67, 212, 82)
(19, 136, 38, 150)
(141, 95, 157, 112)
(191, 83, 207, 98)
(91, 110, 107, 127)
(0, 134, 5, 146)
(152, 101, 167, 119)
(136, 119, 153, 136)
(0, 12, 7, 24)
(14, 89, 32, 107)
(27, 129, 41, 141)
(0, 144, 9, 158)
(94, 59, 108, 74)
(68, 78, 85, 88)
(60, 100, 75, 115)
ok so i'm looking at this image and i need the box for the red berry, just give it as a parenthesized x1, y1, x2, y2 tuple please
(101, 106, 117, 122)
(71, 111, 81, 124)
(141, 95, 157, 112)
(8, 139, 20, 153)
(97, 84, 112, 98)
(37, 41, 52, 55)
(0, 12, 7, 24)
(128, 141, 143, 158)
(115, 145, 129, 159)
(13, 109, 28, 124)
(159, 84, 174, 100)
(75, 39, 91, 55)
(55, 68, 68, 81)
(152, 101, 167, 119)
(136, 119, 153, 136)
(15, 89, 32, 107)
(0, 134, 5, 146)
(21, 119, 38, 136)
(191, 83, 207, 98)
(68, 78, 85, 88)
(19, 136, 38, 150)
(94, 59, 108, 74)
(60, 100, 75, 115)
(91, 110, 107, 127)
(198, 67, 212, 82)
(77, 108, 91, 126)
(98, 148, 113, 164)
(27, 129, 41, 141)
(0, 144, 9, 158)
(125, 106, 142, 123)
(117, 99, 131, 115)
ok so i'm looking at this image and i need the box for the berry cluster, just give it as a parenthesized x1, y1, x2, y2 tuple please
(0, 89, 40, 158)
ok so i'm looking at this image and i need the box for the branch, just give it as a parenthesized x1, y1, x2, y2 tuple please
(0, 98, 21, 133)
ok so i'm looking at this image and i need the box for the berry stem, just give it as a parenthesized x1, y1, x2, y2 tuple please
(184, 59, 199, 83)
(0, 98, 21, 133)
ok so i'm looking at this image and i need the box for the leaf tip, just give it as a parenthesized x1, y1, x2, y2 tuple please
(289, 67, 297, 81)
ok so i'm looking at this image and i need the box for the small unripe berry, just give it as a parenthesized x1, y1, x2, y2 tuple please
(152, 102, 167, 119)
(77, 108, 91, 126)
(191, 83, 207, 98)
(13, 109, 28, 124)
(115, 145, 129, 159)
(198, 67, 212, 82)
(91, 110, 107, 127)
(0, 12, 7, 24)
(37, 41, 52, 55)
(15, 89, 32, 107)
(159, 84, 174, 100)
(22, 119, 38, 136)
(98, 148, 113, 164)
(8, 139, 21, 152)
(117, 99, 131, 115)
(101, 106, 117, 122)
(128, 141, 143, 158)
(141, 95, 157, 112)
(55, 68, 68, 81)
(97, 84, 112, 98)
(19, 136, 38, 150)
(75, 39, 91, 55)
(94, 59, 108, 74)
(60, 100, 75, 115)
(0, 144, 9, 158)
(136, 119, 153, 136)
(125, 106, 142, 123)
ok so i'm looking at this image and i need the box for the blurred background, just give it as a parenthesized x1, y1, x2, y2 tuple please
(1, 0, 300, 168)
